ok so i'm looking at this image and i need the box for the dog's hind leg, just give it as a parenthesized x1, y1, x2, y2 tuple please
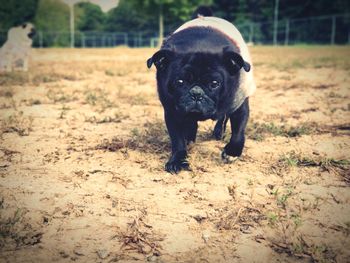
(213, 115, 229, 140)
(222, 98, 249, 161)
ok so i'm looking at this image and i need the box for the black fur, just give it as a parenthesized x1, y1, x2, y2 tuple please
(191, 6, 213, 19)
(147, 24, 251, 174)
(28, 28, 36, 39)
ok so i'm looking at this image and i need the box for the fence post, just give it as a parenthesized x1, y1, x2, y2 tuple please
(138, 32, 142, 47)
(38, 31, 43, 48)
(81, 32, 85, 48)
(249, 23, 254, 43)
(124, 33, 128, 46)
(92, 36, 96, 47)
(331, 15, 336, 45)
(69, 4, 75, 48)
(284, 19, 290, 45)
(273, 0, 279, 45)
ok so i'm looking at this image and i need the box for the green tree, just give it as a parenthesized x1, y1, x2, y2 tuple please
(128, 0, 212, 46)
(0, 0, 38, 31)
(105, 0, 154, 33)
(34, 0, 70, 46)
(76, 2, 105, 32)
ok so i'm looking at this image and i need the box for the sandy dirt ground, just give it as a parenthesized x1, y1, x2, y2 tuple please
(0, 46, 349, 263)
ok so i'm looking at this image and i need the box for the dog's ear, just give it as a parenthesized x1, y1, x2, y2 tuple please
(223, 46, 250, 75)
(147, 49, 174, 70)
(22, 23, 27, 29)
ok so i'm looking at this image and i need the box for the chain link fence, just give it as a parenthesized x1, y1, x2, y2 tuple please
(1, 14, 349, 48)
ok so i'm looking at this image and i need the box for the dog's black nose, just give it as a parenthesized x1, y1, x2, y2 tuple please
(28, 28, 36, 39)
(190, 86, 205, 101)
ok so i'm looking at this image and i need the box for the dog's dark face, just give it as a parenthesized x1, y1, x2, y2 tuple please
(147, 47, 250, 120)
(168, 52, 224, 119)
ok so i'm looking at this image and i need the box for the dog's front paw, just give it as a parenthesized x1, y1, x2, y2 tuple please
(165, 151, 190, 174)
(221, 149, 239, 164)
(221, 139, 244, 163)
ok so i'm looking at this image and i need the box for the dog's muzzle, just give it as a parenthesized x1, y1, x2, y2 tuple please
(177, 85, 216, 119)
(28, 28, 36, 39)
(190, 86, 205, 103)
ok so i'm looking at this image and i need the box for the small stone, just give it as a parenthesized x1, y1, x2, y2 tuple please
(73, 247, 84, 256)
(59, 251, 69, 258)
(97, 249, 109, 259)
(202, 231, 210, 243)
(147, 255, 158, 262)
(193, 214, 207, 223)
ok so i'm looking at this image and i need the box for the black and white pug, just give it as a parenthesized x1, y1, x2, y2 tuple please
(0, 23, 36, 72)
(147, 10, 256, 173)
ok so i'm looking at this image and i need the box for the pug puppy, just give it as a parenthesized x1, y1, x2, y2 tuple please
(147, 11, 256, 173)
(0, 23, 36, 72)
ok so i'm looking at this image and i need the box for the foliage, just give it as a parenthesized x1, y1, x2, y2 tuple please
(34, 0, 70, 46)
(1, 0, 349, 46)
(105, 0, 155, 33)
(75, 2, 105, 31)
(0, 0, 38, 31)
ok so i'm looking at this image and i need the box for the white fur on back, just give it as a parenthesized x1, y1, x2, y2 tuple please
(174, 17, 256, 111)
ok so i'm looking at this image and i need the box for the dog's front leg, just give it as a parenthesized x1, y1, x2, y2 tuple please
(4, 54, 12, 72)
(222, 98, 249, 162)
(164, 111, 189, 173)
(22, 57, 28, 72)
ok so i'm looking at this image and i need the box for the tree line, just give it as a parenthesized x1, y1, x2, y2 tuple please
(0, 0, 349, 45)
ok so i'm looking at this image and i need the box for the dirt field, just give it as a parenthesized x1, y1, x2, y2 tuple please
(0, 46, 349, 263)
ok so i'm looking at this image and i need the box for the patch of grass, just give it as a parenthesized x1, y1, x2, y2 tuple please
(105, 69, 115, 76)
(270, 234, 336, 263)
(247, 122, 314, 141)
(268, 186, 294, 209)
(0, 89, 14, 98)
(85, 112, 125, 124)
(128, 93, 150, 106)
(0, 202, 42, 250)
(47, 89, 77, 104)
(84, 88, 116, 112)
(271, 151, 350, 182)
(275, 188, 294, 208)
(216, 206, 265, 231)
(290, 214, 302, 228)
(285, 125, 313, 137)
(1, 112, 33, 136)
(95, 120, 169, 154)
(25, 99, 41, 106)
(0, 72, 29, 86)
(85, 93, 98, 105)
(267, 212, 279, 226)
(280, 152, 300, 167)
(32, 72, 81, 84)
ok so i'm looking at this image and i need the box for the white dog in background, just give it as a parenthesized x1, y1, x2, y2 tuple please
(0, 23, 36, 72)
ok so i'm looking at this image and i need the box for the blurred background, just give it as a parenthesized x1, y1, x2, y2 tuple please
(0, 0, 349, 47)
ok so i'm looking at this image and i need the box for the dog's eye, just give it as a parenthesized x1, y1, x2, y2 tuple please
(209, 80, 220, 89)
(175, 79, 184, 87)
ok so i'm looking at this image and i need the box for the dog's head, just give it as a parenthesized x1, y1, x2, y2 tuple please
(147, 46, 250, 120)
(21, 23, 36, 39)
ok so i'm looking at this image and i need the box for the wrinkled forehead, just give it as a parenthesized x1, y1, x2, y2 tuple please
(179, 53, 221, 74)
(174, 53, 224, 80)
